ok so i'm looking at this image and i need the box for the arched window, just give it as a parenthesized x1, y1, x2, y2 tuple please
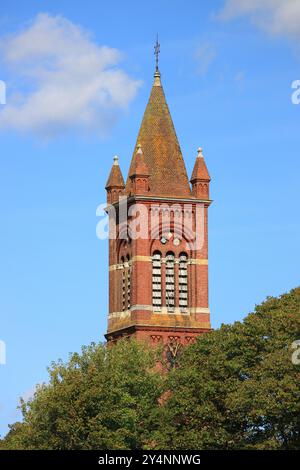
(179, 253, 188, 312)
(152, 251, 162, 311)
(166, 252, 175, 312)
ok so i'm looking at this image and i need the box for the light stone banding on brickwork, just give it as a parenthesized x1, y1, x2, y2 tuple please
(108, 310, 131, 320)
(130, 305, 153, 311)
(109, 257, 208, 270)
(108, 306, 210, 318)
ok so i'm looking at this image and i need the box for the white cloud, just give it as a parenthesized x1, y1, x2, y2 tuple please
(219, 0, 300, 40)
(0, 13, 141, 139)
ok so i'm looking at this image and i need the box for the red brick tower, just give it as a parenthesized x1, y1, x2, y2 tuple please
(105, 53, 212, 356)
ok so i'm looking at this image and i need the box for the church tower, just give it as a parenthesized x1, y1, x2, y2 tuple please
(105, 43, 211, 354)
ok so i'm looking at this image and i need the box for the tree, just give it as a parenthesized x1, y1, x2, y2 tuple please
(2, 287, 299, 450)
(153, 287, 300, 449)
(2, 340, 164, 450)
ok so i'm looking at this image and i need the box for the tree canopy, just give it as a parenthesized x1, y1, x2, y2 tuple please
(1, 287, 299, 450)
(1, 340, 164, 450)
(154, 286, 300, 449)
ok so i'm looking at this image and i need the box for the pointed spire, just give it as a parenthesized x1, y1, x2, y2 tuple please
(105, 155, 125, 190)
(125, 52, 191, 198)
(190, 148, 211, 183)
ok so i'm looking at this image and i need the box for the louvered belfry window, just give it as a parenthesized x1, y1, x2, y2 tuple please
(152, 251, 162, 311)
(166, 252, 175, 312)
(179, 252, 188, 312)
(121, 257, 126, 311)
(121, 255, 131, 311)
(126, 255, 131, 310)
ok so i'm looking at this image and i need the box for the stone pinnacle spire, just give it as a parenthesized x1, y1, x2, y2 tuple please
(105, 155, 125, 190)
(190, 147, 211, 183)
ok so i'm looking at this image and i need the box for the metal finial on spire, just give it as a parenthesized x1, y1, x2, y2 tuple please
(154, 34, 160, 72)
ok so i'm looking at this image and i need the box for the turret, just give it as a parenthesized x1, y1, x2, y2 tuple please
(190, 147, 211, 199)
(129, 144, 150, 195)
(105, 155, 125, 204)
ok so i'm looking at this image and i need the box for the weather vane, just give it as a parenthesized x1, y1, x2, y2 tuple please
(154, 34, 160, 71)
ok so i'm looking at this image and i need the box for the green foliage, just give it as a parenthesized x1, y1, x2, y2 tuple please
(1, 287, 299, 450)
(2, 340, 164, 450)
(154, 287, 300, 449)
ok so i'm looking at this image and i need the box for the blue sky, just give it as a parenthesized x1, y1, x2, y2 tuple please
(0, 0, 300, 437)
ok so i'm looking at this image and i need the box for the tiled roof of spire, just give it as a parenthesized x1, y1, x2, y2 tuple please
(126, 71, 191, 198)
(105, 155, 125, 189)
